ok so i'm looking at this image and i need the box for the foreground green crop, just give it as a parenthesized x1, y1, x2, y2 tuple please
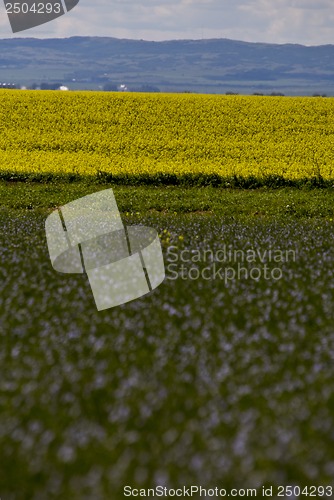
(1, 183, 334, 498)
(0, 91, 333, 185)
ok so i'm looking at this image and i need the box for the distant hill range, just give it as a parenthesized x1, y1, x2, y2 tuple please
(0, 36, 334, 95)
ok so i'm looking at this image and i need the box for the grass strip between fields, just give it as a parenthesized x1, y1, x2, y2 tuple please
(1, 181, 334, 221)
(1, 171, 334, 189)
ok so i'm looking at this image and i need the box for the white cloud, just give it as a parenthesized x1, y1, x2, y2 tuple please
(0, 0, 333, 45)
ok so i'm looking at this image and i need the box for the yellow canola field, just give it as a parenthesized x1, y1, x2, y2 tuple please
(0, 90, 333, 179)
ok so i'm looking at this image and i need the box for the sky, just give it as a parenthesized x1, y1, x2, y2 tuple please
(1, 0, 334, 45)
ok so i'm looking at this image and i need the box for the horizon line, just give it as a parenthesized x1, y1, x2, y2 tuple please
(0, 35, 333, 48)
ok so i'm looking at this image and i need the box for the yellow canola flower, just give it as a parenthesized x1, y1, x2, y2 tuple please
(0, 90, 333, 180)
